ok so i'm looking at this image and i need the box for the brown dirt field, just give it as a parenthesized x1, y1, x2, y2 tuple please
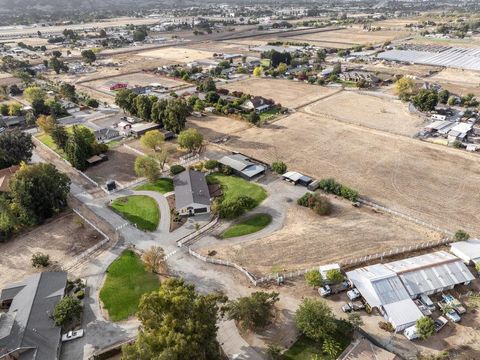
(223, 78, 339, 108)
(124, 139, 188, 166)
(187, 114, 251, 141)
(303, 91, 425, 136)
(83, 72, 187, 90)
(289, 27, 411, 46)
(428, 68, 480, 97)
(202, 197, 442, 276)
(220, 111, 480, 235)
(0, 212, 102, 289)
(407, 35, 480, 48)
(84, 146, 138, 187)
(136, 47, 215, 63)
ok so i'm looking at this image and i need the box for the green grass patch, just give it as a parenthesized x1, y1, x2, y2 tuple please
(221, 213, 272, 238)
(259, 107, 281, 121)
(107, 140, 122, 149)
(99, 250, 160, 321)
(135, 178, 174, 194)
(207, 173, 267, 206)
(35, 125, 89, 159)
(261, 59, 271, 67)
(282, 330, 352, 360)
(111, 195, 160, 231)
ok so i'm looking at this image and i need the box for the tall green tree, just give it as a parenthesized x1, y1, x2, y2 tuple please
(0, 130, 34, 169)
(122, 278, 226, 360)
(223, 292, 279, 331)
(163, 98, 190, 134)
(81, 49, 96, 64)
(51, 125, 69, 151)
(416, 316, 435, 339)
(177, 128, 203, 153)
(0, 195, 17, 242)
(151, 99, 168, 124)
(134, 156, 160, 182)
(9, 163, 70, 223)
(59, 83, 76, 101)
(65, 126, 94, 170)
(295, 298, 337, 342)
(134, 95, 153, 120)
(23, 86, 46, 103)
(115, 88, 134, 112)
(140, 130, 164, 152)
(53, 296, 82, 326)
(305, 269, 323, 288)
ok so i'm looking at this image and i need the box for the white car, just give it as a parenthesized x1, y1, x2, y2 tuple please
(62, 329, 84, 342)
(445, 309, 461, 323)
(347, 288, 361, 301)
(318, 285, 332, 297)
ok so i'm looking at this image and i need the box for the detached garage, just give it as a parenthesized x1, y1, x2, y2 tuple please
(174, 170, 211, 216)
(282, 171, 312, 187)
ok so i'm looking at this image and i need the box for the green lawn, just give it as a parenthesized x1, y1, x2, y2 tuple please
(135, 178, 174, 194)
(35, 125, 89, 159)
(282, 332, 352, 360)
(99, 250, 160, 321)
(221, 213, 272, 238)
(207, 173, 267, 206)
(261, 59, 271, 67)
(259, 107, 281, 121)
(111, 195, 160, 231)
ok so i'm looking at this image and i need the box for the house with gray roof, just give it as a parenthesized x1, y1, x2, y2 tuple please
(218, 154, 265, 180)
(0, 272, 67, 360)
(174, 170, 211, 216)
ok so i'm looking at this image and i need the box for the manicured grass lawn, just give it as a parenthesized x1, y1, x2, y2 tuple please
(222, 213, 272, 238)
(259, 107, 281, 121)
(135, 178, 174, 194)
(282, 331, 352, 360)
(111, 195, 160, 231)
(99, 250, 160, 321)
(207, 173, 267, 206)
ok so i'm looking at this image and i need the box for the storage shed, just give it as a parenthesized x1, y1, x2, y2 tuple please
(450, 240, 480, 265)
(282, 171, 312, 186)
(218, 154, 265, 180)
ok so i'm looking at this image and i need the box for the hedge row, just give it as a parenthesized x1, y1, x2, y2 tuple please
(318, 178, 358, 202)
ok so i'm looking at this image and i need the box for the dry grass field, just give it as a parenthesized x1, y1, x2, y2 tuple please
(223, 78, 339, 108)
(0, 212, 102, 289)
(81, 72, 186, 92)
(201, 197, 442, 276)
(221, 111, 480, 235)
(288, 27, 411, 46)
(303, 91, 424, 136)
(188, 114, 251, 141)
(428, 68, 480, 97)
(136, 47, 215, 62)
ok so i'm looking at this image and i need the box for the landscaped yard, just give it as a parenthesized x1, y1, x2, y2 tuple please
(221, 213, 272, 238)
(111, 195, 160, 231)
(259, 107, 281, 121)
(99, 250, 160, 321)
(282, 332, 351, 360)
(207, 173, 267, 206)
(35, 125, 89, 159)
(135, 178, 174, 194)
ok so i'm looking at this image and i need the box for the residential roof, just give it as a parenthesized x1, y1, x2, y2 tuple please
(0, 165, 20, 192)
(451, 240, 480, 263)
(340, 337, 399, 360)
(0, 272, 67, 360)
(174, 170, 211, 209)
(93, 128, 120, 138)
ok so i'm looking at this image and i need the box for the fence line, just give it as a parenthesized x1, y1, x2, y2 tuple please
(177, 217, 219, 247)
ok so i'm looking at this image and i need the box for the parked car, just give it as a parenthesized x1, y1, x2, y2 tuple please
(318, 285, 332, 297)
(342, 303, 352, 313)
(347, 288, 361, 301)
(343, 301, 365, 312)
(404, 325, 419, 340)
(444, 308, 461, 323)
(434, 316, 448, 332)
(419, 294, 436, 311)
(414, 299, 432, 316)
(442, 294, 466, 314)
(62, 329, 84, 342)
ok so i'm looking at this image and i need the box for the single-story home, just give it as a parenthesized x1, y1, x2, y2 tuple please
(242, 96, 274, 113)
(218, 154, 266, 180)
(0, 165, 20, 192)
(94, 128, 120, 142)
(130, 122, 161, 137)
(282, 171, 312, 186)
(0, 271, 67, 360)
(174, 170, 211, 216)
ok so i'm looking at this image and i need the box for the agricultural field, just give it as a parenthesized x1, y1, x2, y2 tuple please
(303, 91, 424, 136)
(428, 68, 480, 97)
(84, 145, 138, 188)
(286, 26, 411, 46)
(203, 196, 441, 276)
(0, 212, 102, 289)
(223, 78, 339, 108)
(219, 111, 480, 236)
(187, 114, 251, 141)
(136, 46, 215, 63)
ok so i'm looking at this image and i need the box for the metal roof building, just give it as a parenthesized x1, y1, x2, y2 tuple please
(451, 240, 480, 265)
(218, 154, 265, 180)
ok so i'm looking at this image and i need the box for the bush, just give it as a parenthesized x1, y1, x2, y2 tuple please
(31, 252, 50, 268)
(219, 195, 256, 219)
(75, 290, 85, 299)
(378, 321, 394, 332)
(220, 164, 233, 175)
(454, 230, 470, 241)
(204, 159, 219, 170)
(53, 295, 82, 326)
(170, 164, 185, 175)
(271, 161, 287, 174)
(297, 192, 332, 216)
(318, 178, 358, 202)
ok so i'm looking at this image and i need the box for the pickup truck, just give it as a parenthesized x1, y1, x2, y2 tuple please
(439, 302, 461, 323)
(434, 316, 448, 332)
(347, 288, 361, 301)
(442, 294, 466, 314)
(342, 301, 365, 313)
(414, 299, 432, 316)
(62, 329, 84, 342)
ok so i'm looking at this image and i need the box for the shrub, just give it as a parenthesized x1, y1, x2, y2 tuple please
(75, 290, 85, 299)
(454, 230, 470, 241)
(318, 178, 358, 202)
(31, 252, 50, 268)
(271, 161, 287, 174)
(297, 192, 332, 216)
(305, 269, 324, 288)
(53, 295, 82, 326)
(219, 195, 256, 219)
(220, 164, 233, 175)
(378, 321, 394, 332)
(170, 164, 185, 175)
(204, 159, 219, 170)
